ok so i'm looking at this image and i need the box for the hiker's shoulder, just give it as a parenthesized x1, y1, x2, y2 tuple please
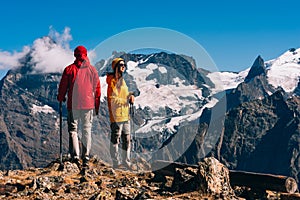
(106, 73, 115, 83)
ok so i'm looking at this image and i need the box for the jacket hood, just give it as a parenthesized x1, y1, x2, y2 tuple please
(74, 57, 90, 68)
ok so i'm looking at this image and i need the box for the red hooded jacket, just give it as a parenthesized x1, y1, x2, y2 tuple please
(57, 58, 101, 112)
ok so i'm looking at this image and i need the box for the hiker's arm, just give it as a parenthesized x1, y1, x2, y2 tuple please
(94, 71, 101, 115)
(57, 69, 68, 102)
(128, 94, 134, 104)
(128, 91, 135, 104)
(94, 79, 101, 115)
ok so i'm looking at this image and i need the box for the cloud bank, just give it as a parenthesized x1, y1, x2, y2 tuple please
(0, 26, 74, 74)
(0, 47, 30, 70)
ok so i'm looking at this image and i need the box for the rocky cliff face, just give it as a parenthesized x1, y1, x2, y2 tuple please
(220, 92, 300, 178)
(294, 80, 300, 96)
(0, 67, 111, 170)
(244, 55, 266, 83)
(179, 56, 300, 186)
(226, 56, 275, 110)
(0, 70, 62, 169)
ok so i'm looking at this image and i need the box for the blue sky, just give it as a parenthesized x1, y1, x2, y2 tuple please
(1, 0, 300, 79)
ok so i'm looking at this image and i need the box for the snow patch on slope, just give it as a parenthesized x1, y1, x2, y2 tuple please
(31, 104, 55, 114)
(207, 69, 249, 93)
(266, 49, 300, 92)
(126, 61, 204, 113)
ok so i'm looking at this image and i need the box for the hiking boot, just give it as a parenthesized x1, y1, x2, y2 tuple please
(129, 164, 137, 171)
(72, 157, 81, 167)
(112, 161, 120, 169)
(116, 164, 127, 170)
(83, 156, 90, 167)
(119, 163, 134, 171)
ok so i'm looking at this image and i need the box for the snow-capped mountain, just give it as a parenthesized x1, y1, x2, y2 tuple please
(266, 48, 300, 93)
(95, 52, 216, 161)
(207, 48, 300, 95)
(1, 35, 300, 188)
(177, 49, 300, 185)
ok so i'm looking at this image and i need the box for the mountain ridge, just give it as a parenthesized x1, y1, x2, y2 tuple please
(0, 42, 300, 191)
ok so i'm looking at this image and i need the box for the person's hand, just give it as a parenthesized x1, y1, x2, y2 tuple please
(57, 95, 66, 102)
(129, 95, 134, 104)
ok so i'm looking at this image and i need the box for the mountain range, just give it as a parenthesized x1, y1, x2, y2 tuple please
(0, 37, 299, 186)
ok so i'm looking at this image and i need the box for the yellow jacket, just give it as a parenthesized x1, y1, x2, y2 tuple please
(106, 74, 130, 123)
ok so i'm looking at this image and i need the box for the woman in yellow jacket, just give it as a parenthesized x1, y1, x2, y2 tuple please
(106, 58, 134, 169)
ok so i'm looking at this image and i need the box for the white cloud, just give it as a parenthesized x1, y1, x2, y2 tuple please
(30, 27, 74, 73)
(0, 46, 30, 70)
(48, 26, 72, 49)
(30, 36, 73, 73)
(0, 27, 75, 74)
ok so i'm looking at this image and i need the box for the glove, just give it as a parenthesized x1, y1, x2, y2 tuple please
(57, 95, 66, 102)
(129, 95, 134, 104)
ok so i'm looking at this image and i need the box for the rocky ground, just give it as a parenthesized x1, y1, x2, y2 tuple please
(0, 156, 300, 200)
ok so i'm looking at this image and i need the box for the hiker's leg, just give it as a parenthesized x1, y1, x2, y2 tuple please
(81, 109, 93, 159)
(70, 110, 80, 159)
(121, 121, 131, 167)
(110, 122, 121, 167)
(67, 110, 79, 159)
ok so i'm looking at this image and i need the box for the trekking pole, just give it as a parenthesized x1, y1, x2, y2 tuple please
(130, 103, 138, 171)
(59, 101, 63, 165)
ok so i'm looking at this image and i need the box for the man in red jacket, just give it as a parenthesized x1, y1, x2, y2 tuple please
(57, 45, 101, 167)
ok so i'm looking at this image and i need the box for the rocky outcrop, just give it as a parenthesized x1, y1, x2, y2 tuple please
(226, 56, 275, 110)
(244, 55, 266, 83)
(151, 157, 299, 199)
(0, 157, 238, 200)
(294, 79, 300, 96)
(198, 157, 237, 199)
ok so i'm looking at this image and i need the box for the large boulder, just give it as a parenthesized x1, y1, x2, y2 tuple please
(198, 157, 237, 199)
